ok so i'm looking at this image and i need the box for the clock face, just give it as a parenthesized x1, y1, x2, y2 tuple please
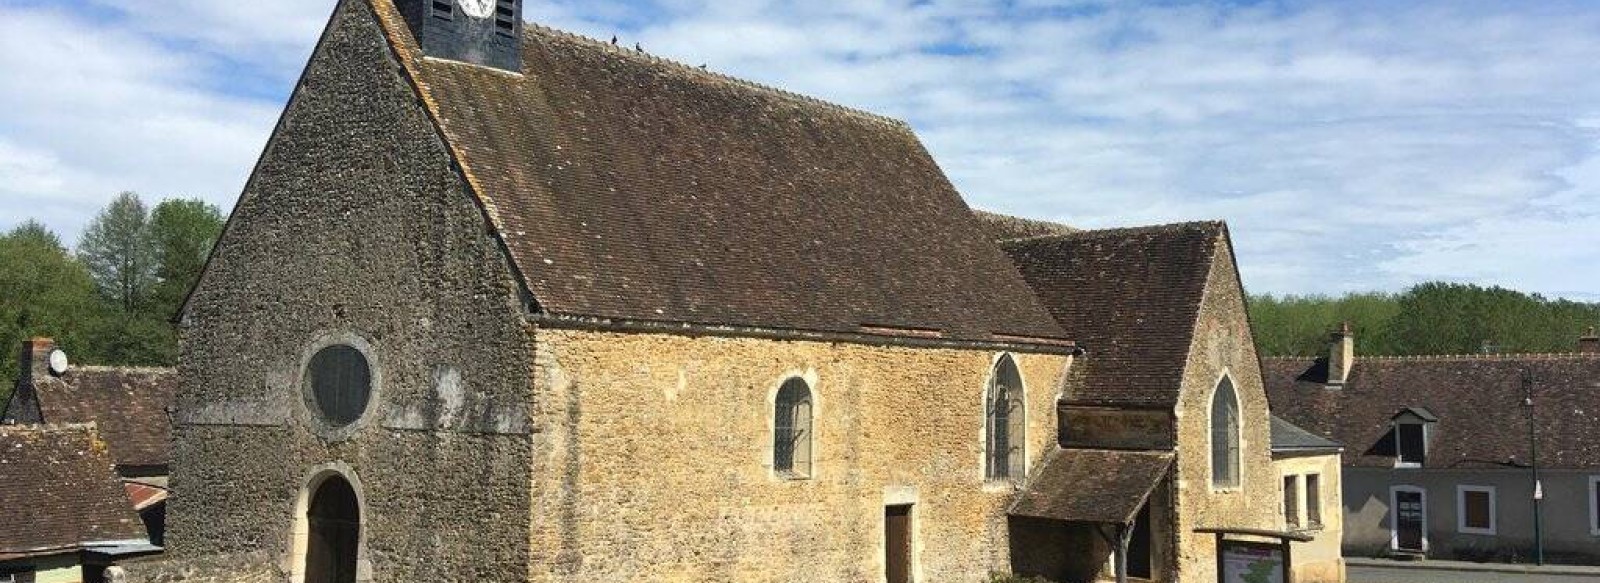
(457, 0, 495, 18)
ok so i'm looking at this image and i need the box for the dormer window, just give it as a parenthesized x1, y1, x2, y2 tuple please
(431, 1, 453, 20)
(1392, 407, 1437, 468)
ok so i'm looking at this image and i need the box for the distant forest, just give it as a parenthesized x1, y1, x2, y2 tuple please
(1249, 283, 1600, 357)
(1, 192, 223, 404)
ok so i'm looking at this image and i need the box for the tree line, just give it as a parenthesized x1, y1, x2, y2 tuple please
(1249, 282, 1600, 357)
(2, 193, 223, 403)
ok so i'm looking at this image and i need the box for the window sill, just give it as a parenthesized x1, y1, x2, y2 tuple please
(1458, 528, 1497, 536)
(982, 480, 1021, 493)
(774, 471, 812, 481)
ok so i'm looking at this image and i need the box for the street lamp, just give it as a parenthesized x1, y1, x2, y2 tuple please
(1522, 368, 1544, 566)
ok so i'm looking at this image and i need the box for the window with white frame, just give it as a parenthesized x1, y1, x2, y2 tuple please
(1396, 422, 1427, 467)
(1457, 485, 1496, 535)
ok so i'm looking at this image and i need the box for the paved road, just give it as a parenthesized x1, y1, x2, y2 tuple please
(1350, 564, 1600, 583)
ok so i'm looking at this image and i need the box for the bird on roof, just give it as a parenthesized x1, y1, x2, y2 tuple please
(611, 35, 618, 46)
(635, 42, 643, 52)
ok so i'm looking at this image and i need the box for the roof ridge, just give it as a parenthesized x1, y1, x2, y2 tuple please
(1003, 220, 1226, 244)
(523, 22, 910, 129)
(1357, 352, 1600, 361)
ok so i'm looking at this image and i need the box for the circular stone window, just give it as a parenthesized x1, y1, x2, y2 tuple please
(307, 344, 372, 428)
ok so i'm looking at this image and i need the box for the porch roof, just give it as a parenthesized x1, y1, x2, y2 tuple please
(1009, 448, 1174, 525)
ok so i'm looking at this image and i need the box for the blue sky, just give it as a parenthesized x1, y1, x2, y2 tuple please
(2, 0, 1598, 299)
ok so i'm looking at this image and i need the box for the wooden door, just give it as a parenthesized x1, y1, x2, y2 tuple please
(1394, 490, 1425, 552)
(306, 477, 360, 583)
(885, 505, 913, 583)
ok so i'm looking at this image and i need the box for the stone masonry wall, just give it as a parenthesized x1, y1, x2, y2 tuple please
(139, 0, 534, 580)
(528, 328, 1072, 583)
(1172, 238, 1282, 582)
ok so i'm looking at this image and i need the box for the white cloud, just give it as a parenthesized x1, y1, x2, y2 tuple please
(5, 0, 1599, 300)
(0, 3, 282, 245)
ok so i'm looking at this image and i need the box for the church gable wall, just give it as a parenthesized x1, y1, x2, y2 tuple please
(150, 1, 534, 580)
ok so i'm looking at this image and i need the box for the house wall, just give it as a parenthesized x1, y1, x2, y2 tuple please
(1172, 239, 1282, 582)
(1274, 453, 1345, 583)
(1343, 467, 1600, 565)
(1, 555, 81, 583)
(528, 327, 1072, 583)
(132, 1, 534, 581)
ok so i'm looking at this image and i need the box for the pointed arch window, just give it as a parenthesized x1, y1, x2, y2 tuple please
(1211, 377, 1242, 489)
(774, 378, 813, 478)
(985, 354, 1026, 481)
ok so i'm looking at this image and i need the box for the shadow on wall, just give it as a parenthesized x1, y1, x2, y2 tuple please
(1008, 516, 1106, 583)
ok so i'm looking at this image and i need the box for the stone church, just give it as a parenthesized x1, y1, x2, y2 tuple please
(132, 0, 1324, 581)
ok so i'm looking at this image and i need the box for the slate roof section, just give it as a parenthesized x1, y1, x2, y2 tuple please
(1010, 448, 1174, 524)
(4, 364, 177, 469)
(1270, 415, 1343, 456)
(0, 424, 147, 559)
(972, 210, 1079, 241)
(364, 0, 1069, 345)
(1264, 354, 1600, 469)
(1001, 223, 1226, 405)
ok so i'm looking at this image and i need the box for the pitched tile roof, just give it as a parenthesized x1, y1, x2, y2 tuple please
(0, 424, 147, 559)
(1264, 354, 1600, 469)
(1010, 448, 1174, 524)
(972, 210, 1080, 241)
(363, 0, 1069, 344)
(1001, 222, 1226, 405)
(4, 352, 177, 469)
(1269, 415, 1343, 455)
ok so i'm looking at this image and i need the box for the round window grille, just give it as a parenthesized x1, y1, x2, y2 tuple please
(307, 345, 372, 427)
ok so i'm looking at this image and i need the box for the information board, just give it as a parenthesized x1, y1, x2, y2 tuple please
(1219, 541, 1286, 583)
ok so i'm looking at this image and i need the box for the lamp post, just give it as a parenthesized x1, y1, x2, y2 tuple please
(1522, 368, 1545, 566)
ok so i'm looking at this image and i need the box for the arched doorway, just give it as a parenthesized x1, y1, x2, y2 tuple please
(304, 475, 360, 583)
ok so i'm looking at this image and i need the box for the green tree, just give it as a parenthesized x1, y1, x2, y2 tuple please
(78, 192, 156, 314)
(0, 221, 105, 403)
(1249, 283, 1600, 357)
(149, 198, 224, 321)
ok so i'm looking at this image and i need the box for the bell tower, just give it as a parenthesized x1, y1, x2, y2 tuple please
(396, 0, 522, 73)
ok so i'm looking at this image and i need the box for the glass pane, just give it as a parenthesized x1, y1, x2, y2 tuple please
(310, 345, 371, 427)
(1463, 490, 1491, 529)
(1399, 424, 1426, 464)
(1306, 475, 1322, 526)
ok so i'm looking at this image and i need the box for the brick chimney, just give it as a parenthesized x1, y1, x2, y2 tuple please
(20, 337, 57, 380)
(1327, 322, 1354, 387)
(1580, 327, 1599, 354)
(396, 0, 522, 73)
(5, 338, 57, 424)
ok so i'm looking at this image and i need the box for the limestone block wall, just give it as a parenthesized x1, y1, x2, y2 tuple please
(141, 1, 535, 580)
(1172, 242, 1281, 582)
(528, 328, 1072, 583)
